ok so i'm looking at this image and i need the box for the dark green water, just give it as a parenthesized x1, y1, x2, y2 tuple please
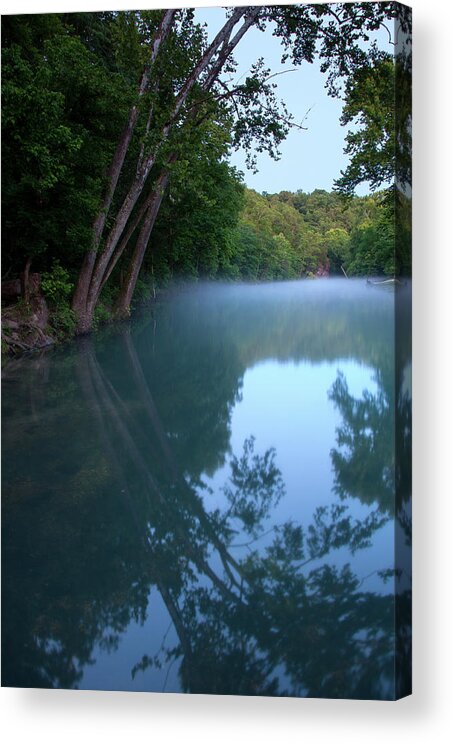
(1, 279, 411, 698)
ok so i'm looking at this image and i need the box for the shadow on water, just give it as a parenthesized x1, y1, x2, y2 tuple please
(1, 279, 411, 698)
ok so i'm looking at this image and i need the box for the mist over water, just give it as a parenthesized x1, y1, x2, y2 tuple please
(2, 278, 411, 698)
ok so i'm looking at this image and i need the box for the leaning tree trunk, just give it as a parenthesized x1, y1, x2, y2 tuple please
(71, 9, 176, 329)
(111, 10, 262, 317)
(72, 8, 250, 334)
(87, 8, 247, 299)
(114, 167, 172, 318)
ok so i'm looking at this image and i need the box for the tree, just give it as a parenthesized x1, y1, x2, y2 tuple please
(1, 13, 133, 277)
(2, 4, 404, 326)
(335, 2, 411, 196)
(325, 227, 350, 274)
(71, 7, 263, 331)
(333, 5, 412, 276)
(148, 159, 244, 282)
(68, 3, 399, 330)
(334, 54, 396, 196)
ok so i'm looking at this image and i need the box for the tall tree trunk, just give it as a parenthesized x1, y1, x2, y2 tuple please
(109, 12, 262, 317)
(87, 8, 248, 301)
(98, 197, 153, 295)
(73, 7, 253, 333)
(110, 10, 262, 316)
(114, 167, 172, 318)
(71, 9, 176, 326)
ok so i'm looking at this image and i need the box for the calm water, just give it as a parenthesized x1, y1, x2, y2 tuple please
(1, 279, 411, 698)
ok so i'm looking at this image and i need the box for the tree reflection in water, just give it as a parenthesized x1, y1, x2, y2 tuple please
(81, 330, 396, 699)
(2, 281, 411, 699)
(328, 285, 412, 697)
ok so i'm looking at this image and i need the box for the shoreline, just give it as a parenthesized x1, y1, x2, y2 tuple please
(2, 273, 402, 363)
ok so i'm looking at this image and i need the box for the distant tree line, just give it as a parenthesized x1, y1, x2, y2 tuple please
(226, 186, 411, 281)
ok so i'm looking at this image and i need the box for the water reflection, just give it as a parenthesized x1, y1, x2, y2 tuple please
(1, 279, 411, 698)
(329, 368, 395, 514)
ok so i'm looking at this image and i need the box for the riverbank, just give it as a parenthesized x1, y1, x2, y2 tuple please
(1, 285, 160, 360)
(0, 277, 242, 359)
(1, 275, 292, 359)
(1, 295, 55, 357)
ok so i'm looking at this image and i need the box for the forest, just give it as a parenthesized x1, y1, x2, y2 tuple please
(1, 5, 411, 350)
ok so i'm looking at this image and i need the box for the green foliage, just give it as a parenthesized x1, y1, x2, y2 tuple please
(1, 13, 133, 274)
(325, 228, 350, 273)
(2, 5, 407, 311)
(332, 20, 411, 276)
(147, 157, 245, 284)
(335, 55, 396, 196)
(40, 261, 78, 341)
(47, 304, 77, 339)
(41, 262, 73, 306)
(334, 44, 411, 204)
(93, 303, 112, 330)
(226, 187, 394, 279)
(347, 196, 395, 276)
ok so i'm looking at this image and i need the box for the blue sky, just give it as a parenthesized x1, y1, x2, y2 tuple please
(195, 6, 390, 195)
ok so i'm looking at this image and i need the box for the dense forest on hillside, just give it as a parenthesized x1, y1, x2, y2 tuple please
(226, 186, 408, 281)
(148, 183, 409, 285)
(1, 6, 411, 351)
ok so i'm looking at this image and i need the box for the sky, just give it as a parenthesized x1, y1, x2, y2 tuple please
(194, 6, 391, 195)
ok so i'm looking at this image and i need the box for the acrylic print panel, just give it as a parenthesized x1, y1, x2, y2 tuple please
(1, 3, 412, 699)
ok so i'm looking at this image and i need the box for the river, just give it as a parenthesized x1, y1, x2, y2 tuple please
(1, 278, 411, 699)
